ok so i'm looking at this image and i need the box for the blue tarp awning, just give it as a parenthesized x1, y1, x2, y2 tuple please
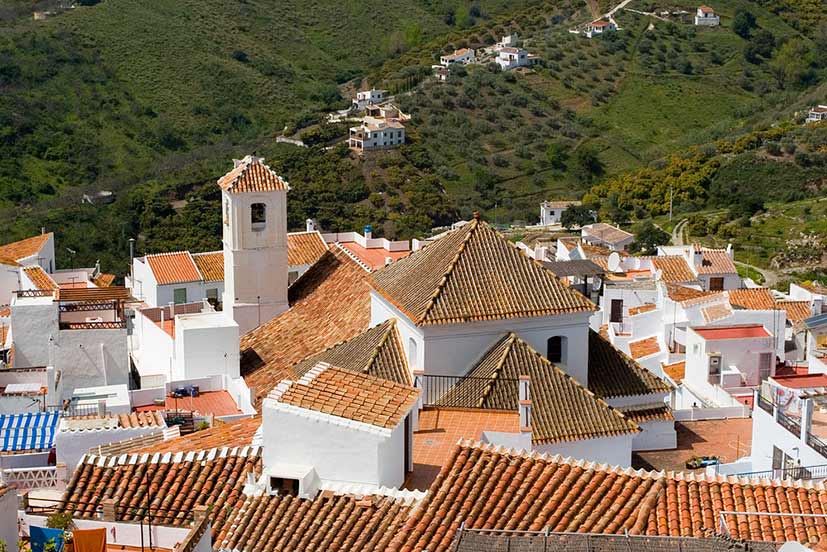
(0, 411, 60, 452)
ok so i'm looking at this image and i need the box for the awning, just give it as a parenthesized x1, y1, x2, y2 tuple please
(0, 411, 60, 452)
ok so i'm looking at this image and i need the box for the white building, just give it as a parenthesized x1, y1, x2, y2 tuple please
(432, 65, 450, 81)
(694, 5, 720, 25)
(582, 223, 635, 252)
(128, 250, 224, 308)
(495, 47, 529, 70)
(219, 155, 290, 335)
(0, 485, 17, 552)
(540, 200, 582, 226)
(495, 34, 518, 49)
(658, 244, 740, 291)
(262, 361, 419, 492)
(0, 233, 56, 305)
(352, 88, 387, 111)
(349, 118, 405, 150)
(440, 48, 475, 66)
(585, 19, 617, 38)
(806, 105, 827, 123)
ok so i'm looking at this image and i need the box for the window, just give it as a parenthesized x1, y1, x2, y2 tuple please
(547, 336, 567, 365)
(759, 352, 773, 381)
(610, 299, 623, 323)
(408, 337, 418, 371)
(709, 277, 724, 291)
(206, 288, 219, 308)
(173, 288, 187, 304)
(269, 477, 299, 497)
(251, 203, 266, 231)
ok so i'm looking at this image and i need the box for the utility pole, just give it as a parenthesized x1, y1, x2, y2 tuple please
(669, 186, 674, 223)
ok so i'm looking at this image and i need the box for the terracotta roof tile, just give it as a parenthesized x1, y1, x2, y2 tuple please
(697, 248, 737, 275)
(701, 302, 733, 323)
(666, 283, 717, 303)
(57, 286, 132, 302)
(777, 300, 812, 323)
(240, 249, 372, 406)
(798, 282, 827, 295)
(269, 363, 419, 429)
(217, 155, 289, 194)
(287, 231, 329, 267)
(0, 233, 51, 261)
(663, 360, 686, 383)
(582, 223, 634, 245)
(727, 288, 776, 311)
(629, 336, 660, 359)
(132, 416, 260, 454)
(618, 405, 674, 423)
(93, 273, 116, 287)
(292, 319, 411, 385)
(629, 303, 657, 316)
(134, 390, 242, 417)
(145, 251, 202, 285)
(437, 333, 638, 445)
(62, 411, 166, 430)
(61, 445, 261, 537)
(23, 266, 58, 291)
(215, 491, 414, 552)
(588, 330, 672, 398)
(191, 251, 223, 281)
(370, 219, 594, 326)
(651, 256, 696, 283)
(389, 440, 827, 551)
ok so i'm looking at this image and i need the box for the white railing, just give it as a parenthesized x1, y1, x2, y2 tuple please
(1, 466, 61, 491)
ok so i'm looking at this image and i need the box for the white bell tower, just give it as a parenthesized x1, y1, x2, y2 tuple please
(219, 155, 290, 334)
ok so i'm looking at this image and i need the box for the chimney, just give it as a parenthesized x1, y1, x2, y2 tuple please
(519, 375, 532, 434)
(726, 243, 733, 259)
(385, 257, 392, 266)
(306, 219, 316, 232)
(364, 225, 373, 240)
(101, 498, 118, 522)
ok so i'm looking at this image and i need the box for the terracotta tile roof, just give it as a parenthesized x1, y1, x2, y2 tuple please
(697, 249, 737, 275)
(582, 223, 633, 245)
(662, 360, 686, 383)
(132, 416, 260, 454)
(145, 251, 202, 285)
(777, 300, 812, 323)
(543, 200, 581, 209)
(57, 286, 132, 302)
(629, 336, 660, 359)
(287, 231, 328, 266)
(390, 440, 827, 550)
(588, 330, 672, 398)
(269, 363, 419, 430)
(0, 307, 9, 318)
(0, 233, 51, 261)
(370, 218, 594, 326)
(727, 288, 776, 311)
(292, 319, 410, 385)
(338, 242, 411, 271)
(23, 266, 58, 291)
(0, 256, 19, 267)
(241, 249, 372, 406)
(93, 273, 116, 287)
(701, 302, 733, 323)
(191, 251, 223, 281)
(63, 411, 165, 430)
(0, 325, 8, 348)
(694, 325, 770, 340)
(629, 303, 657, 316)
(652, 256, 696, 283)
(215, 491, 414, 552)
(666, 283, 716, 303)
(798, 281, 827, 295)
(61, 445, 260, 536)
(618, 405, 674, 423)
(217, 155, 289, 194)
(437, 333, 638, 445)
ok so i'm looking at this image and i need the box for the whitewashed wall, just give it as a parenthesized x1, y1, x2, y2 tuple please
(535, 434, 634, 467)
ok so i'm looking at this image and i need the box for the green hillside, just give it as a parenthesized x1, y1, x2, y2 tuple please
(0, 0, 825, 274)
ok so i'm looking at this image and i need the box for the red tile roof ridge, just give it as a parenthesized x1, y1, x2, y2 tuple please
(82, 443, 261, 466)
(217, 155, 289, 194)
(680, 291, 725, 307)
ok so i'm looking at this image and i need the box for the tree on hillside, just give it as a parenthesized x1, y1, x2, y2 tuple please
(733, 9, 757, 39)
(545, 142, 569, 170)
(630, 221, 670, 254)
(572, 146, 604, 183)
(560, 204, 595, 230)
(743, 30, 775, 63)
(769, 39, 814, 89)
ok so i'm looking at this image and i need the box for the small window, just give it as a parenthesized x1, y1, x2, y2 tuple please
(547, 336, 566, 364)
(709, 277, 724, 291)
(269, 476, 299, 496)
(251, 203, 266, 231)
(173, 288, 187, 304)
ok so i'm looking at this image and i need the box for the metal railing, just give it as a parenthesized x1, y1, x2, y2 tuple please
(14, 289, 54, 298)
(776, 410, 801, 437)
(808, 432, 827, 459)
(415, 374, 519, 410)
(46, 403, 108, 417)
(59, 320, 126, 330)
(59, 300, 118, 313)
(735, 463, 827, 481)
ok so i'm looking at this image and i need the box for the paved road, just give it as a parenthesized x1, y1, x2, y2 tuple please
(734, 261, 778, 287)
(671, 218, 687, 246)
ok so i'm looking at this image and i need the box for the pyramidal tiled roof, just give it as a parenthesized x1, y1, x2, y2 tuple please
(588, 330, 672, 398)
(292, 319, 410, 385)
(217, 155, 289, 194)
(437, 333, 638, 445)
(389, 440, 827, 551)
(370, 218, 594, 326)
(0, 233, 51, 262)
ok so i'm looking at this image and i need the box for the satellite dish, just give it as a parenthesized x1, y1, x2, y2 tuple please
(607, 252, 621, 273)
(592, 274, 603, 291)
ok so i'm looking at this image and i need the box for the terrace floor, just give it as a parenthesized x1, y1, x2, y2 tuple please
(405, 407, 520, 491)
(634, 418, 753, 472)
(134, 390, 241, 417)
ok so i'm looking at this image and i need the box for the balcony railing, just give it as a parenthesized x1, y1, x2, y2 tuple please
(14, 289, 54, 298)
(756, 393, 774, 415)
(808, 433, 827, 459)
(59, 320, 126, 330)
(415, 374, 519, 410)
(736, 463, 827, 481)
(777, 410, 801, 437)
(1, 466, 59, 491)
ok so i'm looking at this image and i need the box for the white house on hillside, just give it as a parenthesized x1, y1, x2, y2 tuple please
(540, 200, 582, 226)
(694, 5, 720, 25)
(352, 89, 387, 111)
(582, 223, 634, 251)
(807, 105, 827, 123)
(585, 19, 617, 38)
(495, 47, 529, 70)
(440, 48, 475, 66)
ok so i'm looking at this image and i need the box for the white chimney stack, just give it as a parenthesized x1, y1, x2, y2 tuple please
(306, 219, 316, 232)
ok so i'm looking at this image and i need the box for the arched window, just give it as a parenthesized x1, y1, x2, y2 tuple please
(251, 203, 266, 231)
(547, 336, 567, 365)
(408, 337, 418, 371)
